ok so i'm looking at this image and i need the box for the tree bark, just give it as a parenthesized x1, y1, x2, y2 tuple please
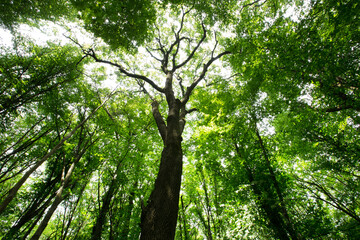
(140, 100, 183, 240)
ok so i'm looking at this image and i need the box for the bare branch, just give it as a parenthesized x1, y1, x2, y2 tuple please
(169, 7, 193, 69)
(146, 47, 163, 63)
(64, 34, 83, 50)
(211, 32, 219, 58)
(85, 49, 164, 93)
(182, 50, 231, 105)
(173, 23, 207, 71)
(241, 0, 268, 12)
(175, 73, 186, 97)
(186, 108, 197, 114)
(297, 177, 360, 223)
(136, 79, 155, 102)
(325, 105, 358, 112)
(154, 24, 166, 55)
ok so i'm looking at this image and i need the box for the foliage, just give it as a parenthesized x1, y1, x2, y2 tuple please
(0, 0, 75, 29)
(0, 0, 359, 239)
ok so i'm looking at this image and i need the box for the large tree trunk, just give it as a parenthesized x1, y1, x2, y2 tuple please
(140, 140, 182, 239)
(86, 20, 229, 239)
(140, 100, 183, 240)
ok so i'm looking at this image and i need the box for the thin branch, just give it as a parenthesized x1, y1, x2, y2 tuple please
(173, 23, 207, 71)
(146, 47, 163, 63)
(297, 177, 360, 223)
(137, 79, 155, 102)
(241, 0, 268, 12)
(65, 35, 164, 93)
(154, 24, 166, 55)
(211, 32, 219, 59)
(182, 50, 231, 105)
(170, 7, 192, 69)
(325, 105, 357, 112)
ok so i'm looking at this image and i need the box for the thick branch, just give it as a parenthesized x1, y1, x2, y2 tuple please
(86, 49, 164, 93)
(175, 73, 186, 97)
(151, 101, 167, 143)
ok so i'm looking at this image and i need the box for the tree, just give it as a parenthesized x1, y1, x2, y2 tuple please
(1, 0, 359, 239)
(78, 9, 231, 239)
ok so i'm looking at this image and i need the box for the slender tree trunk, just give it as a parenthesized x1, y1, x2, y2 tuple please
(22, 206, 48, 240)
(246, 166, 290, 240)
(61, 183, 87, 240)
(91, 167, 121, 240)
(0, 92, 114, 215)
(3, 191, 57, 240)
(255, 128, 301, 240)
(91, 144, 130, 240)
(30, 137, 90, 240)
(180, 196, 189, 240)
(120, 187, 136, 239)
(234, 142, 290, 240)
(30, 185, 66, 240)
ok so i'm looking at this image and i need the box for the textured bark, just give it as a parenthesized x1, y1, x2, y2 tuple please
(140, 140, 183, 239)
(140, 100, 183, 240)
